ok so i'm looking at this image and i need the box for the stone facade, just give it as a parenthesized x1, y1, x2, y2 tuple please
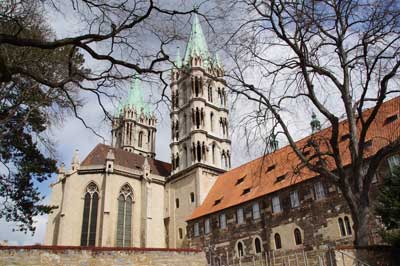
(186, 159, 397, 265)
(0, 246, 206, 266)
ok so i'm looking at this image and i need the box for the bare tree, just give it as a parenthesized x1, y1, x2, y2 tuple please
(223, 0, 400, 246)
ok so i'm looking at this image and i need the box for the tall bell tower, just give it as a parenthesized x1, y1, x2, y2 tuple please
(112, 77, 157, 158)
(165, 15, 231, 248)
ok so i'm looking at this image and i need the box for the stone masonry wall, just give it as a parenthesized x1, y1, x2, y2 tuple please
(0, 246, 207, 266)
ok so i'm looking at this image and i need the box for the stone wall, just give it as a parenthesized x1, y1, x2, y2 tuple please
(0, 245, 207, 266)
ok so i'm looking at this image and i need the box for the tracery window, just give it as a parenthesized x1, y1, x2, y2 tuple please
(80, 182, 99, 246)
(237, 241, 244, 257)
(338, 218, 346, 236)
(116, 184, 133, 247)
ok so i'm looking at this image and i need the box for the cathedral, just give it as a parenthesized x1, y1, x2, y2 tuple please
(45, 14, 400, 264)
(44, 14, 231, 249)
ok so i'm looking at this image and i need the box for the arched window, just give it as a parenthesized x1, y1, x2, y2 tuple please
(344, 216, 352, 235)
(294, 228, 302, 245)
(178, 228, 183, 239)
(195, 76, 200, 97)
(147, 129, 151, 144)
(338, 218, 346, 236)
(196, 108, 200, 129)
(183, 145, 188, 167)
(254, 237, 262, 254)
(237, 241, 244, 257)
(183, 114, 187, 134)
(176, 152, 180, 169)
(138, 131, 143, 147)
(80, 182, 99, 246)
(116, 184, 133, 247)
(212, 144, 216, 164)
(274, 233, 282, 249)
(197, 141, 202, 162)
(208, 86, 213, 102)
(210, 112, 214, 132)
(175, 121, 179, 140)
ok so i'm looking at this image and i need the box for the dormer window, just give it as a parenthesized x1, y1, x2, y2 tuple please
(242, 188, 251, 195)
(214, 197, 223, 206)
(266, 164, 276, 173)
(341, 134, 350, 141)
(236, 176, 246, 185)
(384, 113, 398, 125)
(275, 174, 287, 183)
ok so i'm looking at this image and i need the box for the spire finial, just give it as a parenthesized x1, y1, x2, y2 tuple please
(310, 111, 321, 133)
(183, 13, 210, 67)
(125, 76, 151, 117)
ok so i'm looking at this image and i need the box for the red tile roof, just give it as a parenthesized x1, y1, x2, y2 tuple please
(188, 97, 400, 221)
(81, 144, 171, 177)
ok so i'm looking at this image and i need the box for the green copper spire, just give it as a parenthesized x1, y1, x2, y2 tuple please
(183, 14, 210, 66)
(117, 77, 151, 117)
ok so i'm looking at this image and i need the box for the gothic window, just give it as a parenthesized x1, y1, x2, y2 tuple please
(138, 131, 143, 147)
(254, 237, 262, 254)
(294, 228, 302, 245)
(221, 151, 227, 170)
(338, 218, 346, 236)
(227, 150, 231, 168)
(272, 196, 281, 213)
(176, 152, 180, 169)
(314, 182, 325, 200)
(290, 190, 300, 208)
(116, 184, 133, 247)
(195, 108, 200, 129)
(80, 182, 99, 247)
(202, 142, 206, 161)
(274, 233, 282, 249)
(176, 90, 179, 108)
(183, 145, 188, 167)
(190, 192, 195, 203)
(344, 216, 352, 235)
(171, 122, 174, 140)
(195, 77, 200, 97)
(147, 129, 151, 144)
(252, 202, 260, 219)
(192, 143, 196, 161)
(200, 108, 204, 127)
(218, 88, 222, 106)
(237, 241, 244, 257)
(210, 112, 214, 132)
(192, 109, 195, 125)
(197, 141, 202, 162)
(175, 198, 180, 208)
(208, 86, 213, 102)
(212, 144, 216, 164)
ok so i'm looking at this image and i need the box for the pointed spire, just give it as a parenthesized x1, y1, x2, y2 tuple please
(72, 149, 79, 165)
(214, 52, 222, 68)
(124, 76, 151, 117)
(183, 14, 210, 66)
(310, 112, 321, 133)
(175, 47, 182, 68)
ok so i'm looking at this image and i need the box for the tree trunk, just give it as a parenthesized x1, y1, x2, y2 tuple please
(354, 204, 371, 247)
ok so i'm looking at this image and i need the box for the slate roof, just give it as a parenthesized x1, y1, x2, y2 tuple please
(81, 144, 171, 177)
(188, 97, 400, 221)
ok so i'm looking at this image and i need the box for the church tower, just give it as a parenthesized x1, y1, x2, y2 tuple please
(111, 78, 157, 158)
(166, 15, 231, 248)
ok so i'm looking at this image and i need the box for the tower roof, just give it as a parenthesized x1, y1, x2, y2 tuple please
(183, 14, 210, 66)
(117, 77, 152, 117)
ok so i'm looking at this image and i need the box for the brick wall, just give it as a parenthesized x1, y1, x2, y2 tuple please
(0, 245, 207, 266)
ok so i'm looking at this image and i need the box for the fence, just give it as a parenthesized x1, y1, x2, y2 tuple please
(212, 248, 372, 266)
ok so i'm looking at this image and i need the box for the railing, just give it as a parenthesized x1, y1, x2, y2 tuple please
(209, 247, 373, 266)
